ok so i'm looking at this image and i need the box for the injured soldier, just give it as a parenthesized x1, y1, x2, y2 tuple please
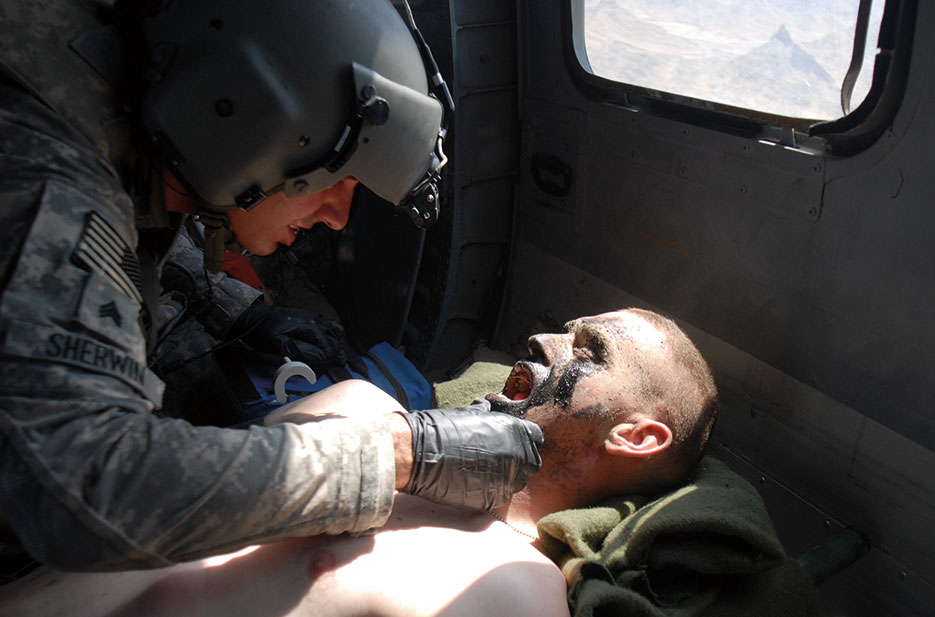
(0, 308, 720, 617)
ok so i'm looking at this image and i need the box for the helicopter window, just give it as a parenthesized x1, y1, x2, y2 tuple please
(577, 0, 885, 122)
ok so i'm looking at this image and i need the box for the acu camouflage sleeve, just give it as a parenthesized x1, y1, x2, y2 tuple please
(0, 78, 395, 570)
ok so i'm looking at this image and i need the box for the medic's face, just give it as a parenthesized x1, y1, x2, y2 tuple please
(228, 177, 359, 256)
(486, 310, 667, 435)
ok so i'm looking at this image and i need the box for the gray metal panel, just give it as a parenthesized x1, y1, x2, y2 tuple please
(457, 177, 515, 243)
(716, 444, 934, 617)
(521, 101, 588, 221)
(457, 89, 519, 179)
(456, 23, 518, 91)
(411, 0, 520, 374)
(451, 0, 514, 25)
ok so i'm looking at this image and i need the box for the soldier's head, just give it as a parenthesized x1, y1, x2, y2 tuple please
(142, 0, 450, 245)
(487, 308, 718, 497)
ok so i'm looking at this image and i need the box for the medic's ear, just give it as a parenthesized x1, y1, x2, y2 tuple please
(605, 418, 673, 458)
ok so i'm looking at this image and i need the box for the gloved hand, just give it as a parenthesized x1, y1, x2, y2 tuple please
(231, 301, 346, 370)
(403, 407, 544, 511)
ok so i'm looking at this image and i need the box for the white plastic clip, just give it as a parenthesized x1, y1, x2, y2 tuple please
(273, 357, 317, 403)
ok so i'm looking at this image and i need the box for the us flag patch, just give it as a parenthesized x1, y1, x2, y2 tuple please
(73, 212, 144, 305)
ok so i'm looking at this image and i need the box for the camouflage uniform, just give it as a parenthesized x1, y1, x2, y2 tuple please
(0, 1, 396, 570)
(158, 224, 265, 346)
(152, 226, 264, 425)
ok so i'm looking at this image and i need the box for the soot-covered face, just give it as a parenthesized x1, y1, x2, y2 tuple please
(486, 311, 664, 430)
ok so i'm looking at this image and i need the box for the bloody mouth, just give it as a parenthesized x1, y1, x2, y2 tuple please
(487, 361, 540, 417)
(503, 364, 532, 401)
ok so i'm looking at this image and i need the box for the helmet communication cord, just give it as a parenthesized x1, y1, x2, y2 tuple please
(397, 0, 454, 230)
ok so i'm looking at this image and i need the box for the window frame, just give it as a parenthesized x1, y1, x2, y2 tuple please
(563, 0, 918, 154)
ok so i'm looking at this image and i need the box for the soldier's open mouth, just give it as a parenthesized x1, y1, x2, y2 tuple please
(486, 361, 543, 416)
(487, 359, 550, 417)
(503, 364, 532, 401)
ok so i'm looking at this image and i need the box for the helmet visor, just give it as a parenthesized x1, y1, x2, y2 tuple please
(284, 63, 444, 206)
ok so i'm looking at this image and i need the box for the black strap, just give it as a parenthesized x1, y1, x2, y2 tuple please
(363, 351, 409, 410)
(213, 346, 264, 406)
(325, 365, 356, 384)
(340, 344, 370, 380)
(136, 245, 162, 352)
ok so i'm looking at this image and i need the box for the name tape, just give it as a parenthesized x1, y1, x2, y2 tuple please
(3, 321, 163, 404)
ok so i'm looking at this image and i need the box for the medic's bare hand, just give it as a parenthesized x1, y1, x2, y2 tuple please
(402, 407, 544, 511)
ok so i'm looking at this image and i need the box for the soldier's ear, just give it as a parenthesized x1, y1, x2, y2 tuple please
(605, 418, 672, 458)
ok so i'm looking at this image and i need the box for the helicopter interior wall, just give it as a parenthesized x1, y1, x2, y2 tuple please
(397, 0, 520, 375)
(491, 1, 935, 615)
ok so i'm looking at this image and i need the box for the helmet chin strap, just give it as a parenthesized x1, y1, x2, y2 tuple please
(197, 211, 241, 273)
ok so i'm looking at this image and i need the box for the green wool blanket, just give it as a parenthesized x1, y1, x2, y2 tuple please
(433, 345, 517, 409)
(537, 456, 824, 617)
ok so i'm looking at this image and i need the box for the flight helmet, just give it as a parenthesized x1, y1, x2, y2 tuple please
(141, 0, 448, 228)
